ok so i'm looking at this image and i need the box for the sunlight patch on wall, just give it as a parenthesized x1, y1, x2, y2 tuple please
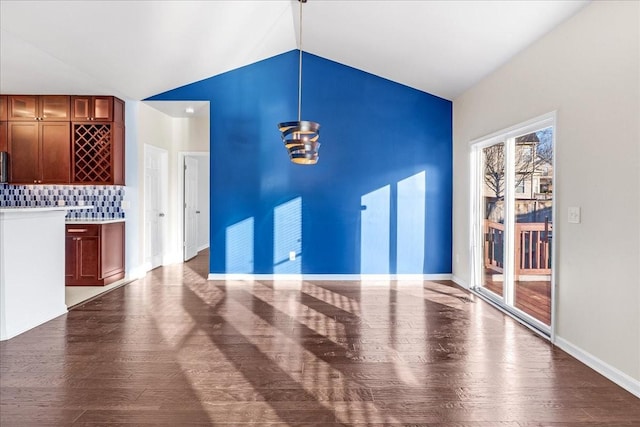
(273, 197, 302, 274)
(397, 171, 426, 274)
(225, 217, 254, 273)
(360, 185, 391, 274)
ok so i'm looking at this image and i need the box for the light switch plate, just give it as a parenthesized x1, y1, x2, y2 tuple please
(568, 206, 581, 224)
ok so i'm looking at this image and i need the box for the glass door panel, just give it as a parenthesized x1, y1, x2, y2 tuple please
(481, 142, 506, 298)
(512, 128, 553, 326)
(473, 115, 555, 334)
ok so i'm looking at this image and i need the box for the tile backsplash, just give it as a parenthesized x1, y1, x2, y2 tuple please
(0, 184, 125, 219)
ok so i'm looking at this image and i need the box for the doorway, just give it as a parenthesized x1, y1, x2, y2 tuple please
(183, 155, 199, 261)
(178, 152, 210, 262)
(144, 144, 168, 271)
(471, 113, 555, 333)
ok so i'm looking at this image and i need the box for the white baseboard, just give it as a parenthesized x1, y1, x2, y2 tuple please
(163, 251, 182, 266)
(197, 244, 209, 252)
(1, 304, 67, 341)
(207, 273, 453, 282)
(126, 264, 148, 280)
(554, 336, 640, 398)
(451, 275, 469, 289)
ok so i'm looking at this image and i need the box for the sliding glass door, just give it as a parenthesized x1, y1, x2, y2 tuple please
(472, 114, 555, 333)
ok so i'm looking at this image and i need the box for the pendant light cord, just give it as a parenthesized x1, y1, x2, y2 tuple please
(298, 0, 304, 122)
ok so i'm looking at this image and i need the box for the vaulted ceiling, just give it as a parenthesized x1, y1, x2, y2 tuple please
(1, 0, 589, 103)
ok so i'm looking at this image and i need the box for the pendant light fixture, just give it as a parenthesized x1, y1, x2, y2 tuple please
(277, 0, 321, 165)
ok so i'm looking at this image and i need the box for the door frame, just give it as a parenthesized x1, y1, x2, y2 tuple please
(176, 152, 210, 262)
(143, 144, 169, 271)
(469, 111, 557, 340)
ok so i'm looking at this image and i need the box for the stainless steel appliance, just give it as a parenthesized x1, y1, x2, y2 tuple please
(0, 152, 7, 183)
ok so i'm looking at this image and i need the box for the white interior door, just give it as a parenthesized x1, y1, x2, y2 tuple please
(144, 145, 167, 270)
(183, 156, 199, 261)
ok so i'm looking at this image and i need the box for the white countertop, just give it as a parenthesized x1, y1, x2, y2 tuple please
(0, 206, 91, 213)
(66, 218, 126, 224)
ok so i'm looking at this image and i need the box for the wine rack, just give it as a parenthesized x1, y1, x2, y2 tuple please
(73, 123, 112, 183)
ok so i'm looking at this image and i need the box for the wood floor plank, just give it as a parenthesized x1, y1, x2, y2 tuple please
(1, 249, 638, 425)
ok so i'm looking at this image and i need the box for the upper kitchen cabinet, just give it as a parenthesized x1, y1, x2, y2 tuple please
(71, 96, 125, 185)
(8, 95, 70, 121)
(1, 94, 124, 185)
(7, 121, 70, 184)
(72, 96, 124, 123)
(0, 95, 7, 121)
(0, 122, 7, 153)
(0, 96, 6, 152)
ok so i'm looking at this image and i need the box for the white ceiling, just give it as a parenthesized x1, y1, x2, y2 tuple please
(1, 0, 589, 107)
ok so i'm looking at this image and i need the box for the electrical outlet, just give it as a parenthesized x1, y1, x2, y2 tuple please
(568, 206, 581, 224)
(289, 251, 296, 261)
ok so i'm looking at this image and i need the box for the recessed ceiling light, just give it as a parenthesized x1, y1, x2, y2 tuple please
(185, 107, 195, 114)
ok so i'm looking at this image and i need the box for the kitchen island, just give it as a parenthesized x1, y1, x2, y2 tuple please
(0, 206, 85, 340)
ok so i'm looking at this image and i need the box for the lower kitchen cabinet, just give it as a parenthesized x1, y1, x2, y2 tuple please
(65, 221, 125, 286)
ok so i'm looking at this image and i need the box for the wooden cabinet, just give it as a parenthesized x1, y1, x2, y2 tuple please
(7, 121, 70, 184)
(0, 93, 124, 185)
(8, 95, 70, 121)
(0, 96, 6, 152)
(0, 122, 7, 153)
(0, 95, 7, 121)
(5, 95, 71, 184)
(71, 121, 124, 185)
(71, 96, 124, 185)
(71, 96, 117, 122)
(65, 222, 125, 286)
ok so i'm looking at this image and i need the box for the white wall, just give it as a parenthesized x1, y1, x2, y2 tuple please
(124, 100, 143, 278)
(137, 103, 176, 264)
(453, 0, 639, 390)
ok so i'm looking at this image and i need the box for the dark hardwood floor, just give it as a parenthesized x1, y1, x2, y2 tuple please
(1, 250, 638, 425)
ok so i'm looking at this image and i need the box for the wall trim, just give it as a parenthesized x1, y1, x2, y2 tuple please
(451, 275, 470, 289)
(126, 264, 148, 281)
(207, 273, 453, 282)
(554, 336, 640, 399)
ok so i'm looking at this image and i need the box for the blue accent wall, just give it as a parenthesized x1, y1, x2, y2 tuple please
(148, 51, 452, 275)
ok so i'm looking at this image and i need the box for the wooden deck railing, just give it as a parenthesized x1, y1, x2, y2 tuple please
(485, 220, 552, 277)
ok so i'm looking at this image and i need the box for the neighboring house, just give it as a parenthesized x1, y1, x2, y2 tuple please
(482, 132, 553, 224)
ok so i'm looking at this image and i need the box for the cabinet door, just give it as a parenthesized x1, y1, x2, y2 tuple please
(0, 96, 7, 121)
(78, 237, 100, 282)
(92, 96, 113, 121)
(0, 122, 7, 152)
(113, 97, 124, 124)
(8, 95, 38, 121)
(65, 235, 77, 282)
(40, 122, 70, 183)
(7, 122, 39, 183)
(101, 222, 125, 279)
(71, 96, 112, 121)
(71, 96, 92, 121)
(112, 122, 125, 185)
(40, 96, 70, 121)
